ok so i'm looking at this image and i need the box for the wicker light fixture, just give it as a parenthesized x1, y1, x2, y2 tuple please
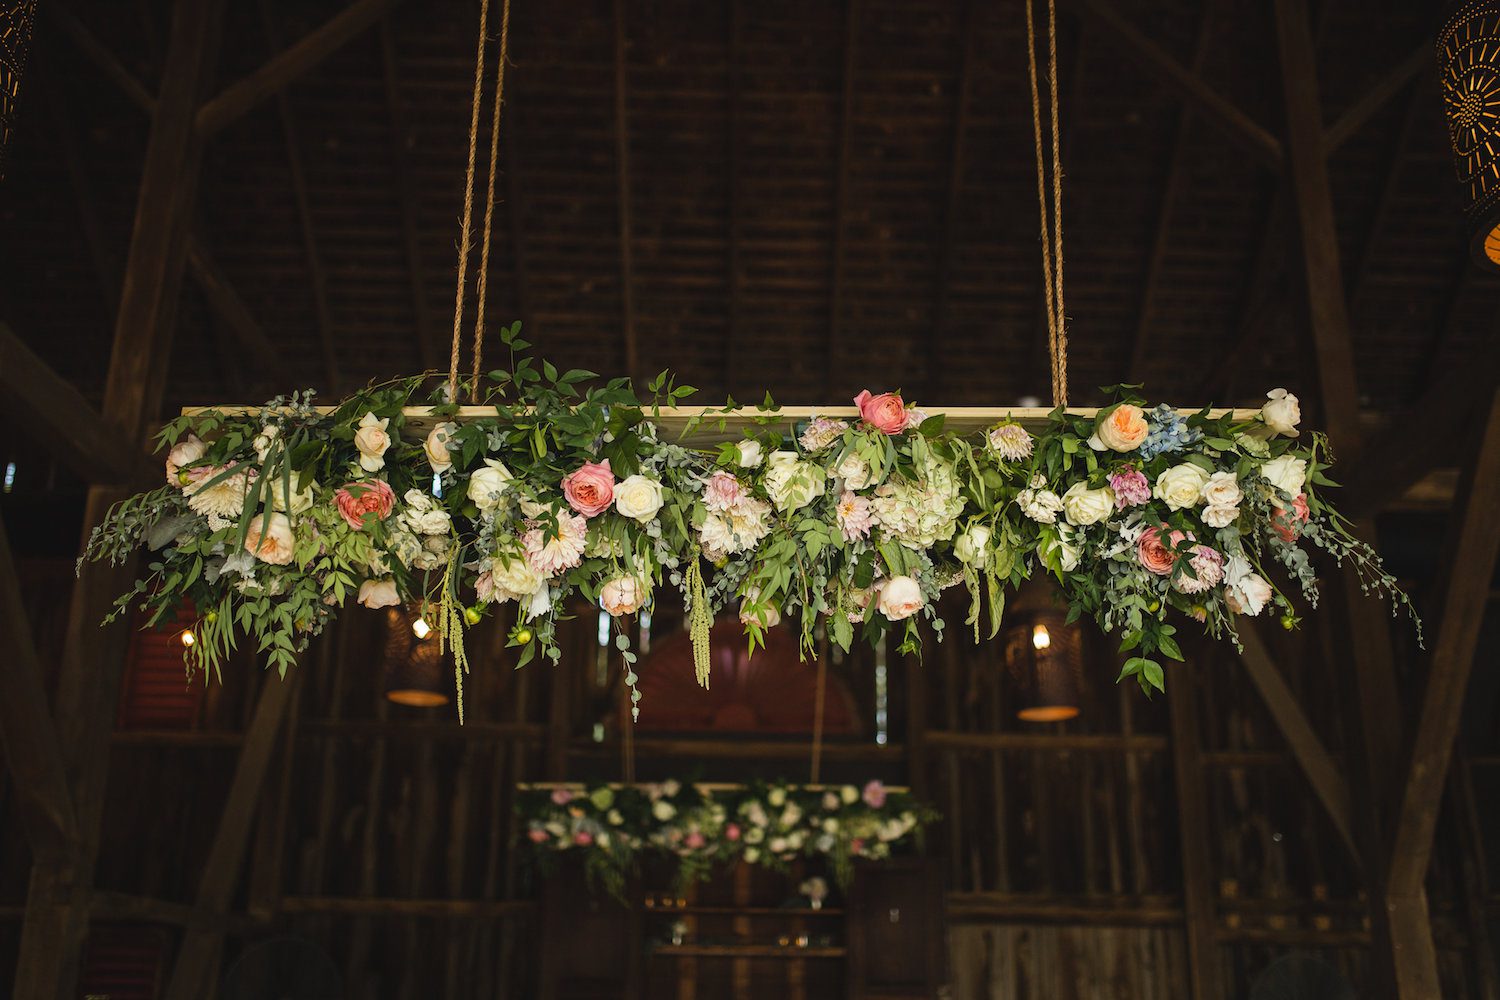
(1440, 1, 1500, 268)
(382, 606, 449, 707)
(1002, 581, 1083, 723)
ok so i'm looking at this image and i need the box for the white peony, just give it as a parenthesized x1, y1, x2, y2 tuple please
(763, 451, 825, 513)
(877, 575, 923, 621)
(1261, 455, 1307, 498)
(1260, 388, 1301, 437)
(614, 474, 665, 522)
(467, 458, 514, 511)
(353, 412, 391, 472)
(736, 439, 763, 468)
(1154, 463, 1210, 510)
(1062, 482, 1114, 526)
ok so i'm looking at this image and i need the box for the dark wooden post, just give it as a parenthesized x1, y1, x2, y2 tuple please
(1169, 658, 1220, 1000)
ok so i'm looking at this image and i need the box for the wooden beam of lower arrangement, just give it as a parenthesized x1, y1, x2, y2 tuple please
(196, 0, 401, 137)
(1387, 388, 1500, 899)
(1237, 624, 1360, 865)
(0, 322, 151, 485)
(1067, 0, 1283, 170)
(161, 671, 300, 1000)
(0, 513, 79, 860)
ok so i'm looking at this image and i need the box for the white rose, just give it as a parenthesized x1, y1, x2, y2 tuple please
(769, 837, 788, 854)
(407, 509, 452, 536)
(492, 556, 543, 602)
(1261, 388, 1301, 437)
(736, 439, 763, 468)
(739, 587, 781, 629)
(840, 785, 859, 805)
(1042, 524, 1080, 572)
(614, 474, 665, 522)
(1062, 482, 1114, 526)
(165, 434, 207, 483)
(833, 452, 872, 490)
(1154, 463, 1210, 510)
(467, 458, 514, 511)
(1261, 455, 1307, 498)
(652, 800, 677, 821)
(763, 451, 824, 512)
(1200, 471, 1242, 509)
(357, 578, 400, 609)
(767, 787, 787, 808)
(353, 412, 391, 472)
(270, 472, 316, 514)
(954, 524, 992, 566)
(425, 422, 457, 472)
(877, 575, 923, 621)
(1201, 504, 1240, 529)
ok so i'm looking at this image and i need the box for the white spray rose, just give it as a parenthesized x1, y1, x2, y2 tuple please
(1200, 471, 1242, 509)
(353, 412, 391, 472)
(833, 452, 872, 490)
(954, 523, 993, 566)
(736, 439, 763, 468)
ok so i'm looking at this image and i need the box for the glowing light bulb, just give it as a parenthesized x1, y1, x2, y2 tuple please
(180, 630, 196, 647)
(1031, 623, 1051, 650)
(411, 618, 433, 640)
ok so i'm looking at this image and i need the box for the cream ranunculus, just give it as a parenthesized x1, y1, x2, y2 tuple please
(736, 439, 764, 468)
(833, 452, 872, 490)
(954, 523, 992, 566)
(1260, 455, 1307, 498)
(357, 578, 400, 609)
(1260, 388, 1301, 437)
(467, 458, 514, 511)
(425, 422, 457, 472)
(601, 576, 648, 616)
(877, 575, 924, 621)
(165, 434, 207, 483)
(763, 451, 825, 513)
(1200, 471, 1242, 509)
(614, 474, 665, 522)
(353, 412, 391, 472)
(1154, 463, 1210, 510)
(244, 512, 295, 565)
(1062, 482, 1114, 526)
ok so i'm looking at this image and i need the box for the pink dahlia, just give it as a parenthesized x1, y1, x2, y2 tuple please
(523, 512, 588, 577)
(1109, 468, 1151, 509)
(836, 490, 874, 541)
(1174, 544, 1225, 595)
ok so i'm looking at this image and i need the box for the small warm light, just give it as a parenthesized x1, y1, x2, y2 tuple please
(1031, 623, 1051, 650)
(411, 617, 433, 640)
(180, 630, 196, 647)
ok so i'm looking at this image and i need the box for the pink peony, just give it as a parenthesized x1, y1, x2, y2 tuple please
(702, 470, 745, 512)
(862, 780, 887, 808)
(1109, 468, 1151, 509)
(1137, 526, 1190, 576)
(1272, 493, 1311, 543)
(562, 459, 615, 517)
(528, 828, 549, 843)
(1174, 545, 1225, 595)
(550, 788, 574, 806)
(853, 390, 909, 435)
(335, 480, 396, 530)
(835, 490, 874, 541)
(573, 831, 594, 847)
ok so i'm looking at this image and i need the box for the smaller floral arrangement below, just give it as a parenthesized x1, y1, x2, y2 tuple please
(517, 779, 935, 901)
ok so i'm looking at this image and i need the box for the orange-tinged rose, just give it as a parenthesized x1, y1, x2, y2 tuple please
(1097, 404, 1149, 452)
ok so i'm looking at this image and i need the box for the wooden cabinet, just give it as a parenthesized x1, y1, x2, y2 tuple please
(847, 858, 946, 1000)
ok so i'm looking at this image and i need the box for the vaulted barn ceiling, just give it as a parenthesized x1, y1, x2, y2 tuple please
(0, 0, 1488, 423)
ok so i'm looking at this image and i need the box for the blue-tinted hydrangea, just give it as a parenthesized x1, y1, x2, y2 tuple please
(1138, 404, 1202, 460)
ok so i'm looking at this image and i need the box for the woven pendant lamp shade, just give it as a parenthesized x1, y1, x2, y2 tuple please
(1440, 1, 1500, 268)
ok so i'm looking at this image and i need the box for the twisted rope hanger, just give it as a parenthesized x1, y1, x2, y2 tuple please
(448, 0, 512, 402)
(1024, 0, 1069, 407)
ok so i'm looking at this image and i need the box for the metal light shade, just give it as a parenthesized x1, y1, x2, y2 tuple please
(1002, 584, 1082, 723)
(1440, 1, 1500, 269)
(382, 606, 449, 707)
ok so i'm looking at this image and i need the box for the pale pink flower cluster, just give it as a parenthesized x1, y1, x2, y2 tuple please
(835, 490, 874, 541)
(799, 417, 847, 453)
(702, 471, 745, 512)
(699, 472, 772, 561)
(523, 512, 588, 577)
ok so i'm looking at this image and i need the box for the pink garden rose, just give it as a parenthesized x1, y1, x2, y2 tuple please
(1109, 468, 1151, 509)
(527, 828, 549, 843)
(1137, 526, 1189, 576)
(853, 390, 909, 435)
(684, 831, 706, 850)
(724, 823, 742, 842)
(1272, 493, 1311, 543)
(550, 788, 575, 806)
(1174, 545, 1225, 595)
(562, 459, 616, 517)
(862, 780, 888, 808)
(702, 470, 745, 512)
(334, 479, 396, 530)
(573, 831, 594, 847)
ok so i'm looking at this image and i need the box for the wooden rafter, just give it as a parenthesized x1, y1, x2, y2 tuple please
(185, 235, 285, 385)
(1066, 0, 1284, 170)
(1387, 389, 1500, 899)
(44, 2, 156, 115)
(1198, 185, 1291, 401)
(613, 0, 638, 383)
(196, 0, 400, 138)
(1322, 42, 1431, 155)
(377, 17, 437, 373)
(825, 0, 859, 397)
(927, 0, 977, 400)
(1126, 4, 1214, 386)
(1348, 88, 1422, 313)
(260, 0, 341, 393)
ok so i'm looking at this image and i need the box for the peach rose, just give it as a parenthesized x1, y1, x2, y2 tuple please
(601, 576, 647, 617)
(1272, 493, 1310, 543)
(853, 390, 909, 435)
(562, 459, 615, 518)
(1096, 404, 1149, 452)
(335, 479, 396, 530)
(357, 578, 400, 609)
(244, 512, 295, 565)
(353, 412, 391, 472)
(877, 575, 923, 621)
(424, 422, 457, 472)
(1137, 526, 1190, 576)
